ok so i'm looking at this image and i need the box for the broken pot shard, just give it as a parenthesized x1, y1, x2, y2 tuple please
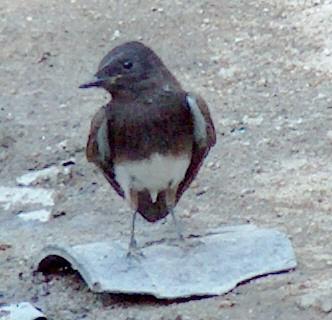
(35, 225, 297, 299)
(0, 302, 47, 320)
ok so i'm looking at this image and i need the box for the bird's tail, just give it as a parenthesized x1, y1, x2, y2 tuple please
(136, 190, 169, 222)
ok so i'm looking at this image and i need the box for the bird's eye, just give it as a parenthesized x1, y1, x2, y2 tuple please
(122, 61, 133, 69)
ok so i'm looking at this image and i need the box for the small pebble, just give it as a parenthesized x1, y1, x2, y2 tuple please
(327, 130, 332, 142)
(219, 299, 236, 308)
(111, 30, 120, 40)
(18, 209, 52, 223)
(57, 140, 68, 150)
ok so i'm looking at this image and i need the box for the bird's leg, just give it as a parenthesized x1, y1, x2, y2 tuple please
(128, 210, 137, 249)
(126, 190, 144, 258)
(166, 188, 185, 242)
(169, 207, 184, 242)
(127, 210, 143, 258)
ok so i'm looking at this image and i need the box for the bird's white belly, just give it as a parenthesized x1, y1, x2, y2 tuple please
(114, 153, 190, 202)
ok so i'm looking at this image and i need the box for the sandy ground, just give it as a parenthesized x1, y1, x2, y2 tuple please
(1, 0, 332, 319)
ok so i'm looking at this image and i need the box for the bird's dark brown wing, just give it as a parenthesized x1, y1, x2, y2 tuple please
(86, 106, 125, 198)
(176, 93, 216, 202)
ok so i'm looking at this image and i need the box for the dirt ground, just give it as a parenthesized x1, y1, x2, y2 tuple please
(1, 0, 332, 319)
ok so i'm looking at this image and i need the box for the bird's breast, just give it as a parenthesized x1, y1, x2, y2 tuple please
(114, 152, 191, 202)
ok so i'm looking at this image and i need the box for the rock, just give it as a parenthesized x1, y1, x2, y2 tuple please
(242, 115, 264, 126)
(0, 133, 16, 149)
(36, 225, 297, 299)
(327, 130, 332, 142)
(16, 161, 75, 187)
(297, 291, 332, 313)
(16, 167, 60, 186)
(111, 30, 120, 40)
(0, 186, 55, 211)
(61, 158, 76, 167)
(218, 66, 238, 79)
(57, 140, 68, 150)
(0, 302, 47, 320)
(0, 243, 12, 251)
(297, 293, 317, 310)
(319, 295, 332, 313)
(219, 299, 236, 308)
(18, 209, 52, 223)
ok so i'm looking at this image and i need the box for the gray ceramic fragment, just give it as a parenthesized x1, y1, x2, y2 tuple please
(36, 225, 297, 299)
(0, 302, 46, 320)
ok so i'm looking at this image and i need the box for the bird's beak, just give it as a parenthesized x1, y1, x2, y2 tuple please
(79, 74, 122, 89)
(79, 76, 106, 89)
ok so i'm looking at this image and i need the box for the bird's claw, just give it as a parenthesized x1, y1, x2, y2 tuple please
(126, 239, 145, 259)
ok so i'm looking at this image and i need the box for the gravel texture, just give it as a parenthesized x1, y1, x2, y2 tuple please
(0, 0, 331, 319)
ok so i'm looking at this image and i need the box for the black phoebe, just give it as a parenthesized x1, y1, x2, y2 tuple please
(80, 41, 216, 256)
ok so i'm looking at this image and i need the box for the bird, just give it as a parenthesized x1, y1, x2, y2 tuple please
(79, 41, 216, 256)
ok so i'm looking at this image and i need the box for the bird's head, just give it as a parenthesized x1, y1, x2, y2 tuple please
(79, 41, 178, 97)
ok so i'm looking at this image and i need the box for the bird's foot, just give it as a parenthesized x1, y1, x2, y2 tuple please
(126, 239, 145, 260)
(175, 225, 186, 243)
(126, 249, 145, 261)
(166, 234, 186, 248)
